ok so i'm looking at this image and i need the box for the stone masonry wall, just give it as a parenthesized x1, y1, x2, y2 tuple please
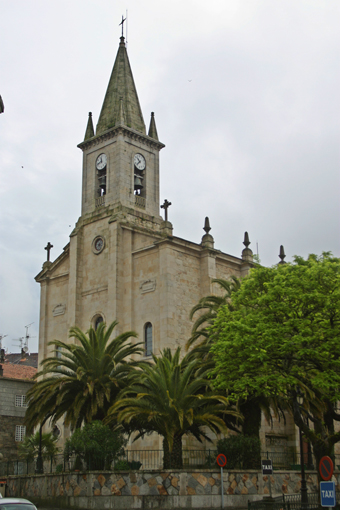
(5, 469, 326, 509)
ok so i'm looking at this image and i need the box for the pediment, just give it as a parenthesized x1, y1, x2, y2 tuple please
(35, 243, 70, 282)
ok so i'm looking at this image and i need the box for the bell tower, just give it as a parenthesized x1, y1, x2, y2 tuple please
(77, 36, 165, 221)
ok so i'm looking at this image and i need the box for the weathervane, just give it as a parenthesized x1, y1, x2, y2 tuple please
(119, 15, 126, 37)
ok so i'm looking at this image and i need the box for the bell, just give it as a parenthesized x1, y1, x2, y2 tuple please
(134, 175, 143, 190)
(98, 175, 106, 190)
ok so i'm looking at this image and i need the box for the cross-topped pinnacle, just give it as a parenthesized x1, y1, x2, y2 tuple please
(44, 242, 53, 262)
(119, 15, 126, 38)
(161, 199, 172, 221)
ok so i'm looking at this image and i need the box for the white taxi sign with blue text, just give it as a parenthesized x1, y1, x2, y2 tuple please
(320, 481, 336, 507)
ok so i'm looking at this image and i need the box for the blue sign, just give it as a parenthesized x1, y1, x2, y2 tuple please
(320, 481, 336, 507)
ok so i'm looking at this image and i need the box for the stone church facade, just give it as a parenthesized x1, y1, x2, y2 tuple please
(35, 35, 297, 454)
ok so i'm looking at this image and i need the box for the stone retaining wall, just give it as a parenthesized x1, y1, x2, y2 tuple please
(4, 469, 330, 509)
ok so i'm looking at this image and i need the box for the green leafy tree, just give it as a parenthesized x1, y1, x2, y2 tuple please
(106, 347, 239, 469)
(210, 253, 340, 466)
(25, 321, 142, 430)
(188, 277, 285, 438)
(64, 421, 126, 471)
(217, 435, 261, 469)
(18, 431, 59, 461)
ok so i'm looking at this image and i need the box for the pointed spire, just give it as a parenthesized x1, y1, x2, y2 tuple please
(242, 231, 253, 263)
(84, 112, 94, 141)
(148, 112, 159, 140)
(96, 37, 146, 136)
(278, 245, 286, 264)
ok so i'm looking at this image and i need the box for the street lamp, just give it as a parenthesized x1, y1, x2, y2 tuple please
(296, 392, 308, 508)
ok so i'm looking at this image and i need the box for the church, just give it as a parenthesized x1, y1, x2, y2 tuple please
(35, 34, 294, 453)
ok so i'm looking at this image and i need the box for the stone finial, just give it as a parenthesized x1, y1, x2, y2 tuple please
(203, 217, 211, 234)
(243, 231, 250, 248)
(84, 112, 94, 141)
(201, 217, 214, 249)
(148, 112, 159, 140)
(242, 231, 253, 263)
(278, 245, 286, 264)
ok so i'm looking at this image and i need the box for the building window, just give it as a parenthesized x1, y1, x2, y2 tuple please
(56, 345, 62, 359)
(15, 425, 26, 442)
(15, 395, 27, 408)
(52, 424, 61, 439)
(95, 316, 103, 331)
(145, 323, 152, 357)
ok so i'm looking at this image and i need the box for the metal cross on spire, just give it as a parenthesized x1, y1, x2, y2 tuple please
(119, 15, 126, 37)
(161, 199, 172, 221)
(44, 242, 53, 262)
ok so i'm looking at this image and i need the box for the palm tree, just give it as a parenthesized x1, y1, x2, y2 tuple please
(187, 277, 240, 350)
(106, 347, 239, 468)
(18, 431, 59, 462)
(25, 321, 142, 431)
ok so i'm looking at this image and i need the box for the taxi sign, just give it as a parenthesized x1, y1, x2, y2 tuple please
(320, 481, 336, 507)
(262, 459, 273, 475)
(216, 453, 227, 467)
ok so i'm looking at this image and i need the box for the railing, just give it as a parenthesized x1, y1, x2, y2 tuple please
(95, 196, 105, 208)
(135, 195, 145, 208)
(261, 451, 317, 470)
(0, 449, 328, 475)
(0, 450, 218, 475)
(248, 492, 322, 510)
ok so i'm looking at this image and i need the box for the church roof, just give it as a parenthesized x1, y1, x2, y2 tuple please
(96, 36, 146, 136)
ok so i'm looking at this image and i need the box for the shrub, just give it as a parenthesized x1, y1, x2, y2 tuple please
(113, 460, 130, 471)
(64, 421, 126, 471)
(217, 435, 261, 469)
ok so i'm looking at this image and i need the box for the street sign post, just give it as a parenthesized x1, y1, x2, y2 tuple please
(319, 457, 334, 481)
(262, 459, 273, 498)
(320, 481, 336, 507)
(216, 454, 227, 510)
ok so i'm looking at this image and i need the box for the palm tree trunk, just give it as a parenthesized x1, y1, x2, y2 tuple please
(163, 435, 183, 469)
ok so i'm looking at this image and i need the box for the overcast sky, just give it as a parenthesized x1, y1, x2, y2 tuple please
(0, 0, 339, 353)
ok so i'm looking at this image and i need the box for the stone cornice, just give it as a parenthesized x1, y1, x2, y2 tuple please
(77, 124, 165, 152)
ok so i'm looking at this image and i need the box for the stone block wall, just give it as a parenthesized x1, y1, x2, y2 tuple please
(5, 469, 326, 509)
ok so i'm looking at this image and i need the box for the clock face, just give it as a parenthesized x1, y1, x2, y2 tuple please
(92, 236, 105, 254)
(134, 153, 146, 171)
(96, 153, 107, 170)
(95, 238, 104, 251)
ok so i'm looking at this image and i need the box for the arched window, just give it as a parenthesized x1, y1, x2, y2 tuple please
(95, 316, 103, 331)
(144, 323, 152, 357)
